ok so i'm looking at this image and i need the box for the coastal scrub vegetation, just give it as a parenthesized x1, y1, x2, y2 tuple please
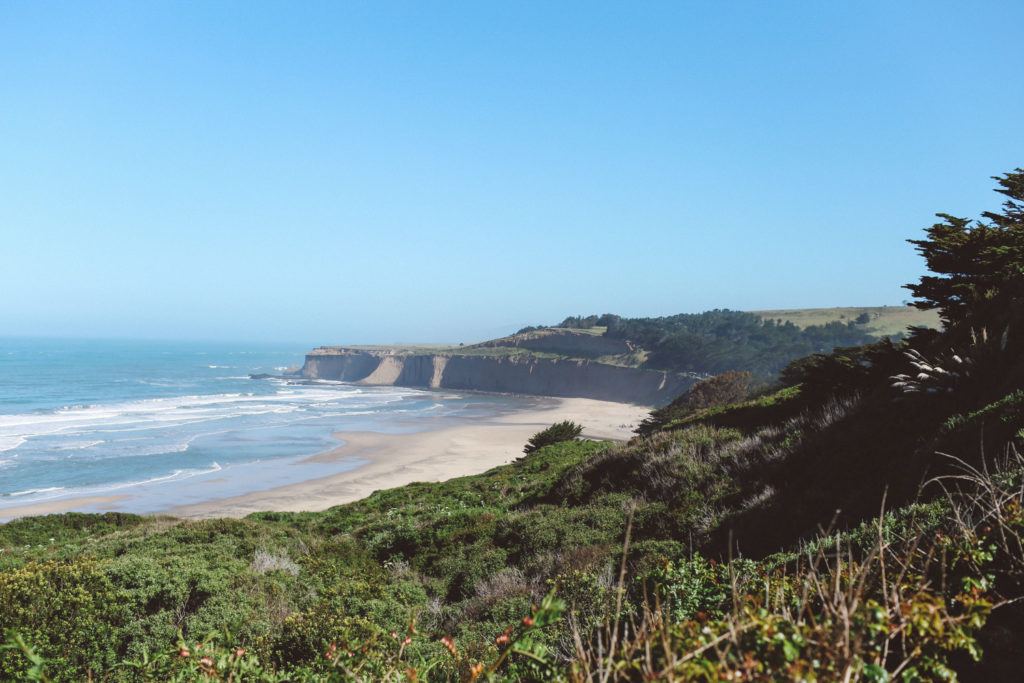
(605, 310, 880, 378)
(3, 169, 1024, 681)
(523, 421, 584, 455)
(635, 371, 754, 436)
(517, 308, 883, 381)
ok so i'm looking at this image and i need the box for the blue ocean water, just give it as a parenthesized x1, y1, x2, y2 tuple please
(0, 338, 528, 517)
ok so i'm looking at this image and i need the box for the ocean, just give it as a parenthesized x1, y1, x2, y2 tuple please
(0, 338, 530, 517)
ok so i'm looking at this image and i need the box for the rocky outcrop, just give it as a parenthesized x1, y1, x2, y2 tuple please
(301, 348, 696, 406)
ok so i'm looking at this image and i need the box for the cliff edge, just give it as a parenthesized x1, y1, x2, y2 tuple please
(301, 346, 696, 406)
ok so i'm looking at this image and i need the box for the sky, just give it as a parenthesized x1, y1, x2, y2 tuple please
(1, 2, 1022, 344)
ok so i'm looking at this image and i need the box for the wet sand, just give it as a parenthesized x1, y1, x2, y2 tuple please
(0, 495, 129, 521)
(165, 397, 646, 519)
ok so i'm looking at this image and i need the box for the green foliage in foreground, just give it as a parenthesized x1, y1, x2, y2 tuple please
(3, 443, 1022, 682)
(3, 380, 1024, 681)
(523, 420, 583, 455)
(5, 168, 1024, 681)
(0, 439, 616, 681)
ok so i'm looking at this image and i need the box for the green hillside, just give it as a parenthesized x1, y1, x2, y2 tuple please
(753, 306, 941, 337)
(321, 307, 937, 384)
(2, 169, 1023, 681)
(507, 309, 888, 380)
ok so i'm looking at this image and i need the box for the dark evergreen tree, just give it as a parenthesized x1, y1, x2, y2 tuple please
(523, 420, 583, 455)
(906, 169, 1024, 351)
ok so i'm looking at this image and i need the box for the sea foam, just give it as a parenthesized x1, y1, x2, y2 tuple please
(0, 338, 513, 515)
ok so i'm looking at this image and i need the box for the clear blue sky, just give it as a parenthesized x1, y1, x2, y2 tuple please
(2, 2, 1022, 344)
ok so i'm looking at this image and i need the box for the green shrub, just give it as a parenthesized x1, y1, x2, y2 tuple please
(523, 420, 583, 455)
(0, 559, 130, 680)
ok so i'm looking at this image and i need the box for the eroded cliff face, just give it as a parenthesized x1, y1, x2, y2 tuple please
(301, 348, 695, 406)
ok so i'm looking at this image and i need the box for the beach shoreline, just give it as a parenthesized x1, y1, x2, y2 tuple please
(2, 397, 648, 522)
(0, 495, 130, 520)
(166, 397, 647, 519)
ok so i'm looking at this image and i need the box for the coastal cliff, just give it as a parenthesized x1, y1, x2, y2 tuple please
(301, 347, 696, 406)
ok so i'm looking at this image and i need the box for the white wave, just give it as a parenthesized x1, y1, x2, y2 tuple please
(8, 486, 65, 497)
(56, 403, 94, 412)
(314, 409, 379, 417)
(111, 440, 192, 458)
(0, 436, 26, 452)
(0, 389, 346, 433)
(52, 440, 104, 451)
(0, 461, 228, 505)
(90, 461, 226, 491)
(206, 364, 235, 369)
(76, 430, 222, 460)
(0, 383, 434, 481)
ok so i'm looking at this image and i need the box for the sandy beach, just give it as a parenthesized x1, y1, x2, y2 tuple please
(167, 397, 647, 518)
(0, 495, 129, 520)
